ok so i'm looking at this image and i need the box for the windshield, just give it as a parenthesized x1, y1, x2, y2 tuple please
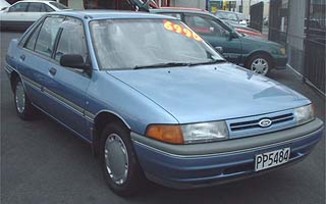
(216, 12, 238, 21)
(90, 19, 224, 70)
(49, 2, 68, 10)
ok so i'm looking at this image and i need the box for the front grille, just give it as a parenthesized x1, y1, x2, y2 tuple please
(230, 113, 294, 131)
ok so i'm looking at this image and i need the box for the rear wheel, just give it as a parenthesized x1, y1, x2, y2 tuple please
(100, 123, 145, 196)
(13, 78, 35, 120)
(246, 54, 272, 76)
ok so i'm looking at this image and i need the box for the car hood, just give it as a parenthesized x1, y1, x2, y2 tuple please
(107, 63, 309, 123)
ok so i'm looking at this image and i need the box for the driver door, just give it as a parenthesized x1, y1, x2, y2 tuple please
(184, 14, 243, 64)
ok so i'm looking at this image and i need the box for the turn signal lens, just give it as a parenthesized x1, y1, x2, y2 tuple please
(146, 125, 184, 144)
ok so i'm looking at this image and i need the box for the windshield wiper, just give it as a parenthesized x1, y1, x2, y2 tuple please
(188, 59, 227, 66)
(133, 62, 190, 70)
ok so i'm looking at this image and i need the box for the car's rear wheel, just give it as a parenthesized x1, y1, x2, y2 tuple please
(246, 54, 272, 76)
(100, 123, 145, 196)
(13, 78, 35, 120)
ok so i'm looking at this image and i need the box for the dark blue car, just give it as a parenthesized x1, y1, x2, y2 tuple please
(5, 11, 324, 196)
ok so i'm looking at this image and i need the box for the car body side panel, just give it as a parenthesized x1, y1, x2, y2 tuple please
(85, 72, 179, 135)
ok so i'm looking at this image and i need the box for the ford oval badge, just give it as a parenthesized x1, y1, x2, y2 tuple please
(258, 119, 272, 128)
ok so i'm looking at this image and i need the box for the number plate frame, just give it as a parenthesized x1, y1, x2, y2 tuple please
(255, 148, 291, 172)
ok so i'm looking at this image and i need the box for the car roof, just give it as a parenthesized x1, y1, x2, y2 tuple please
(50, 10, 176, 20)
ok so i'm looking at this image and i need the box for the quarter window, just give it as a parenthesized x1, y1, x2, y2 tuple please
(8, 2, 29, 12)
(185, 15, 229, 37)
(55, 18, 88, 63)
(34, 16, 64, 57)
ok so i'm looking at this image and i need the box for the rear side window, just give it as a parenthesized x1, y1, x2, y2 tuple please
(25, 24, 42, 50)
(43, 4, 55, 12)
(8, 2, 29, 12)
(27, 3, 45, 12)
(34, 16, 64, 57)
(185, 15, 229, 37)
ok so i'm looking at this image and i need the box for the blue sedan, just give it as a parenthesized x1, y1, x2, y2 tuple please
(5, 11, 324, 196)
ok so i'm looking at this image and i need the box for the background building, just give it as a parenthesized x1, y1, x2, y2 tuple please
(269, 0, 325, 95)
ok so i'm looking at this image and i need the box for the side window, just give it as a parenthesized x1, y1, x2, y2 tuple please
(43, 4, 54, 12)
(55, 18, 88, 63)
(25, 23, 42, 51)
(8, 2, 29, 12)
(184, 15, 229, 37)
(27, 3, 43, 12)
(35, 16, 64, 57)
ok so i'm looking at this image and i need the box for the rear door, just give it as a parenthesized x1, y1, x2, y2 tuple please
(18, 15, 64, 112)
(184, 13, 243, 64)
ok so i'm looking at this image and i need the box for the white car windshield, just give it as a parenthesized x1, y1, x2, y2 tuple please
(90, 19, 224, 70)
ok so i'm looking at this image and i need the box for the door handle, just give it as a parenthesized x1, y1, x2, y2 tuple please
(49, 67, 57, 76)
(20, 55, 25, 61)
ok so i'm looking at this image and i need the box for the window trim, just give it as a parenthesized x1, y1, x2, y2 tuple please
(184, 13, 233, 34)
(51, 16, 92, 76)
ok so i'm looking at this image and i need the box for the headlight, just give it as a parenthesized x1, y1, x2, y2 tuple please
(182, 122, 229, 144)
(280, 47, 286, 55)
(294, 104, 315, 125)
(146, 121, 229, 144)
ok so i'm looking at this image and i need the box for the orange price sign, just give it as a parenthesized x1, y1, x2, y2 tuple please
(163, 20, 203, 42)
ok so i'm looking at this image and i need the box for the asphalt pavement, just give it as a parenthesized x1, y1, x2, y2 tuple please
(1, 31, 325, 204)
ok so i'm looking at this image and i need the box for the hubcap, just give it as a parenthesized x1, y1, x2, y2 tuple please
(15, 82, 26, 113)
(104, 133, 129, 185)
(251, 58, 269, 75)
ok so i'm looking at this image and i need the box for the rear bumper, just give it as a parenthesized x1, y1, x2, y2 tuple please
(273, 56, 288, 69)
(131, 119, 324, 189)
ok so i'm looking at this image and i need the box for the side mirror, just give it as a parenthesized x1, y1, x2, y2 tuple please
(215, 46, 223, 54)
(60, 54, 90, 70)
(60, 54, 92, 76)
(228, 31, 238, 40)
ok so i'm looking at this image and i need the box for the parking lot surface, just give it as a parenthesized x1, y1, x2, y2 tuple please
(1, 31, 325, 204)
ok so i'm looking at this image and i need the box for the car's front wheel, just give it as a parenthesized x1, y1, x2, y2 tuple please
(13, 78, 35, 120)
(246, 54, 272, 76)
(100, 123, 145, 196)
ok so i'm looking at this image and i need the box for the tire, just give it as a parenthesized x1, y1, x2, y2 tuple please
(100, 123, 145, 196)
(245, 54, 272, 76)
(13, 77, 35, 120)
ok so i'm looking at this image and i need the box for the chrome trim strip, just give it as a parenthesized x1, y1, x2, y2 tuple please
(131, 127, 323, 159)
(32, 103, 92, 143)
(21, 74, 95, 122)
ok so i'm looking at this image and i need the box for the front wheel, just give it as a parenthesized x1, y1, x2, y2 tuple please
(100, 123, 145, 196)
(13, 78, 35, 120)
(246, 54, 272, 76)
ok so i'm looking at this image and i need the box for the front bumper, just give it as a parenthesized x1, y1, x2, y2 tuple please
(131, 119, 324, 189)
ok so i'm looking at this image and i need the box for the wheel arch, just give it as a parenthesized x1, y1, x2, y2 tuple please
(92, 111, 131, 156)
(10, 70, 21, 92)
(245, 51, 274, 68)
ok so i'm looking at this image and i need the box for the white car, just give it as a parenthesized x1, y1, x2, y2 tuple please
(0, 0, 69, 31)
(0, 0, 10, 10)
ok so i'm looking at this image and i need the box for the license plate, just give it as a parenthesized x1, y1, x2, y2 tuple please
(255, 148, 290, 171)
